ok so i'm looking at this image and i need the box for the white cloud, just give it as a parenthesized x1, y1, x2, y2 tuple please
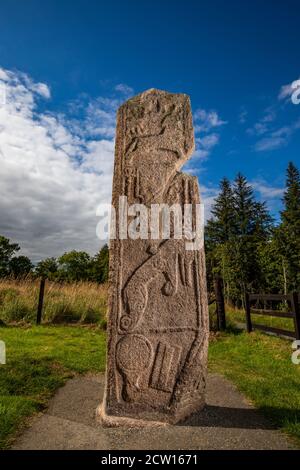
(247, 122, 268, 136)
(31, 82, 51, 99)
(114, 83, 134, 96)
(278, 77, 300, 101)
(190, 133, 220, 162)
(199, 184, 219, 222)
(200, 134, 219, 150)
(261, 107, 276, 123)
(247, 106, 277, 137)
(251, 180, 284, 199)
(0, 69, 10, 81)
(0, 67, 131, 262)
(254, 120, 299, 152)
(194, 108, 227, 133)
(251, 179, 284, 213)
(239, 108, 248, 124)
(188, 108, 226, 166)
(254, 136, 287, 152)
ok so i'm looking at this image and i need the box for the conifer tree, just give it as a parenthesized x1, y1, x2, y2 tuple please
(277, 162, 300, 291)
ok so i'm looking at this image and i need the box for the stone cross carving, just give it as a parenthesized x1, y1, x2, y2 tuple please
(98, 89, 209, 425)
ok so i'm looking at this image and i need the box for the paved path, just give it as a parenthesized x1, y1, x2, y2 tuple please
(12, 373, 296, 450)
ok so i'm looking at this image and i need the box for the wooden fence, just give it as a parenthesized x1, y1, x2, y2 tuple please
(36, 278, 46, 325)
(245, 292, 300, 340)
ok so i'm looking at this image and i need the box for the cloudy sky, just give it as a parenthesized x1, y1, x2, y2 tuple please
(0, 0, 299, 262)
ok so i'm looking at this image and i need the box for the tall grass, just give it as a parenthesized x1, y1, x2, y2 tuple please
(0, 278, 108, 326)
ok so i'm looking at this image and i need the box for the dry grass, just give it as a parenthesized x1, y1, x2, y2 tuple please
(0, 278, 108, 326)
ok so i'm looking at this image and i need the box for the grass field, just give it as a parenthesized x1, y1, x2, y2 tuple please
(0, 321, 300, 449)
(209, 328, 300, 445)
(226, 307, 295, 333)
(0, 325, 106, 449)
(0, 279, 108, 326)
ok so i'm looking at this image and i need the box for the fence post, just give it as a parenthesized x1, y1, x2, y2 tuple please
(291, 292, 300, 341)
(214, 276, 226, 331)
(36, 278, 46, 325)
(245, 292, 252, 333)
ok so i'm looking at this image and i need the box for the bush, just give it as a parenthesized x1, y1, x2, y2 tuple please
(1, 299, 34, 323)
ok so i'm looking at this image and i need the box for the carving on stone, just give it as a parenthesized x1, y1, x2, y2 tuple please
(150, 341, 182, 392)
(178, 252, 195, 287)
(120, 242, 178, 332)
(99, 89, 209, 426)
(116, 334, 153, 402)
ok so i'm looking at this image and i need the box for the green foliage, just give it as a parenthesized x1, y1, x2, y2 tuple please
(57, 250, 91, 282)
(33, 247, 109, 283)
(0, 235, 110, 284)
(206, 178, 236, 244)
(276, 162, 300, 292)
(206, 173, 273, 306)
(34, 257, 58, 280)
(9, 256, 33, 278)
(0, 236, 20, 278)
(90, 244, 109, 283)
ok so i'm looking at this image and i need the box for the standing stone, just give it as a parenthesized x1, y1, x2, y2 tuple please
(98, 89, 209, 425)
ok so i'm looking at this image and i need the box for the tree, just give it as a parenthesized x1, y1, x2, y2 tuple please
(0, 236, 20, 277)
(9, 256, 33, 278)
(281, 162, 300, 226)
(206, 178, 236, 244)
(205, 174, 273, 307)
(58, 251, 91, 281)
(277, 162, 300, 291)
(205, 179, 236, 298)
(35, 257, 58, 280)
(90, 244, 109, 283)
(230, 174, 273, 302)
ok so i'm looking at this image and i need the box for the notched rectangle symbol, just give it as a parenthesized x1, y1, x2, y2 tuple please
(150, 341, 182, 392)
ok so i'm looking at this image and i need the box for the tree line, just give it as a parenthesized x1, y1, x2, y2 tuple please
(1, 162, 299, 298)
(206, 162, 300, 307)
(0, 240, 109, 283)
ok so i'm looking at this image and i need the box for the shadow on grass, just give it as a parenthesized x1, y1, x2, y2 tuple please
(224, 321, 244, 335)
(210, 322, 244, 336)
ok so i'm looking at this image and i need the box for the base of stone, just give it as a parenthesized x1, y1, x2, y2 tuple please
(96, 403, 169, 428)
(96, 398, 206, 428)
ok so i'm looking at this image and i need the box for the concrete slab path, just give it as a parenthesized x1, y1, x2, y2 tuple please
(12, 373, 296, 450)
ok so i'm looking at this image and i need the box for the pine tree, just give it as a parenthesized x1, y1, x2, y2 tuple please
(206, 173, 274, 307)
(205, 178, 236, 301)
(277, 162, 300, 291)
(206, 178, 236, 243)
(230, 173, 273, 303)
(282, 162, 300, 226)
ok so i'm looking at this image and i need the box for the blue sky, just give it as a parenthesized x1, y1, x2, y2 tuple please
(0, 0, 299, 260)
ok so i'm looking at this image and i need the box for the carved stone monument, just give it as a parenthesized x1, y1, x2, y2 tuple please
(98, 89, 209, 426)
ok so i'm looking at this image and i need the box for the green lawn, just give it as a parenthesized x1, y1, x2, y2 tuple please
(0, 325, 106, 449)
(1, 324, 300, 449)
(226, 307, 296, 333)
(209, 328, 300, 445)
